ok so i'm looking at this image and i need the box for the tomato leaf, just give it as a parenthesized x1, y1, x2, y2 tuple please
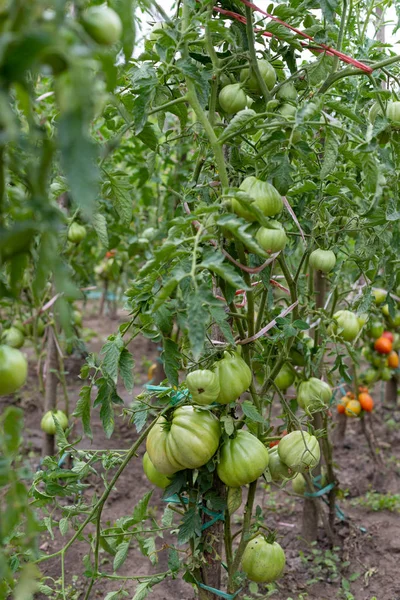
(113, 541, 130, 572)
(227, 487, 242, 515)
(161, 338, 180, 387)
(200, 250, 249, 291)
(119, 348, 134, 393)
(320, 131, 339, 179)
(187, 292, 208, 360)
(73, 386, 92, 440)
(178, 507, 202, 544)
(242, 401, 264, 424)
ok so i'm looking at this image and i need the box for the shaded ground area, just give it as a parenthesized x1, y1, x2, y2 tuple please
(3, 303, 400, 600)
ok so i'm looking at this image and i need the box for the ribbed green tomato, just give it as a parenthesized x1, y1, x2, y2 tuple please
(186, 369, 220, 405)
(268, 447, 291, 482)
(143, 452, 171, 488)
(0, 345, 28, 396)
(297, 377, 332, 412)
(386, 101, 400, 124)
(146, 406, 220, 475)
(367, 321, 384, 339)
(277, 82, 297, 101)
(274, 364, 295, 391)
(255, 221, 288, 254)
(332, 310, 361, 342)
(279, 103, 296, 118)
(278, 431, 320, 473)
(2, 327, 25, 349)
(217, 430, 269, 487)
(213, 351, 252, 404)
(242, 536, 285, 583)
(41, 410, 69, 435)
(240, 59, 276, 93)
(218, 84, 247, 114)
(232, 176, 283, 221)
(82, 6, 122, 46)
(309, 249, 336, 273)
(67, 223, 87, 244)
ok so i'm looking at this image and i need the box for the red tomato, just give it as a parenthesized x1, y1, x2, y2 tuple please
(382, 331, 394, 342)
(374, 336, 393, 355)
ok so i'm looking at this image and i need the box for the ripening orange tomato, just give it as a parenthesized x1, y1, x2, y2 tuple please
(358, 392, 374, 412)
(346, 391, 355, 399)
(358, 386, 369, 393)
(387, 351, 399, 369)
(345, 399, 362, 418)
(337, 396, 350, 413)
(374, 336, 393, 355)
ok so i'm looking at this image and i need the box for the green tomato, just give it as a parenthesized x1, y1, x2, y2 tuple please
(213, 351, 252, 404)
(67, 223, 87, 244)
(393, 333, 400, 350)
(82, 5, 122, 46)
(72, 310, 83, 327)
(381, 367, 392, 381)
(268, 447, 291, 482)
(240, 59, 276, 94)
(367, 321, 384, 339)
(386, 101, 400, 124)
(279, 103, 296, 118)
(12, 320, 26, 334)
(40, 410, 69, 435)
(142, 452, 171, 488)
(371, 353, 385, 368)
(389, 311, 400, 327)
(217, 430, 269, 487)
(369, 102, 382, 123)
(332, 310, 361, 342)
(146, 406, 220, 475)
(2, 327, 25, 349)
(289, 348, 306, 366)
(186, 369, 220, 405)
(242, 536, 286, 583)
(291, 472, 306, 494)
(278, 430, 320, 473)
(382, 304, 390, 317)
(148, 21, 167, 42)
(255, 221, 288, 254)
(309, 249, 336, 273)
(274, 364, 295, 391)
(277, 82, 297, 101)
(297, 377, 332, 412)
(0, 345, 28, 396)
(26, 318, 46, 338)
(232, 176, 283, 221)
(363, 368, 378, 385)
(218, 84, 247, 115)
(372, 288, 387, 304)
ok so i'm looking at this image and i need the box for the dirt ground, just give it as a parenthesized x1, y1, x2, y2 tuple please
(3, 302, 400, 600)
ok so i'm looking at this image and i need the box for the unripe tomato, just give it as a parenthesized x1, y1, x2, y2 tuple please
(278, 431, 320, 473)
(72, 310, 83, 327)
(67, 223, 87, 244)
(41, 410, 69, 434)
(345, 399, 361, 417)
(388, 351, 399, 369)
(393, 333, 400, 350)
(13, 320, 26, 334)
(363, 368, 378, 385)
(309, 249, 336, 273)
(382, 304, 390, 317)
(381, 367, 392, 381)
(386, 101, 400, 124)
(148, 21, 167, 42)
(146, 406, 220, 475)
(372, 288, 387, 304)
(331, 310, 361, 342)
(255, 221, 288, 254)
(374, 336, 393, 354)
(274, 364, 295, 391)
(389, 312, 400, 327)
(357, 313, 368, 328)
(268, 447, 291, 482)
(279, 103, 296, 118)
(186, 369, 220, 405)
(291, 472, 306, 494)
(241, 536, 285, 583)
(82, 6, 122, 46)
(218, 84, 247, 114)
(2, 327, 25, 349)
(369, 102, 382, 123)
(367, 321, 384, 339)
(217, 430, 269, 487)
(297, 377, 332, 412)
(358, 393, 374, 412)
(240, 59, 276, 94)
(277, 82, 297, 101)
(0, 345, 28, 396)
(382, 331, 394, 342)
(232, 176, 283, 221)
(213, 351, 252, 404)
(143, 452, 171, 488)
(361, 346, 373, 362)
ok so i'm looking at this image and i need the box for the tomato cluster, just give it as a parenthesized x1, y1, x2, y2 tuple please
(337, 389, 374, 418)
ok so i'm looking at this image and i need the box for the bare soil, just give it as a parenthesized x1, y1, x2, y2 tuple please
(3, 303, 400, 600)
